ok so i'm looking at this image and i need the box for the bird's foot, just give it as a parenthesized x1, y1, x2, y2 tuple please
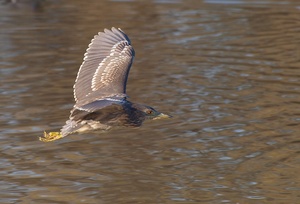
(39, 131, 63, 142)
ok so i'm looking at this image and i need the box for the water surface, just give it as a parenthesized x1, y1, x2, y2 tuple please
(1, 0, 300, 203)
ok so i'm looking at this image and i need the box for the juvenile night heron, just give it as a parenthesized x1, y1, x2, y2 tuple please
(40, 27, 171, 142)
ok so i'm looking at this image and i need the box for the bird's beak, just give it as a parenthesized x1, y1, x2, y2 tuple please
(153, 113, 172, 120)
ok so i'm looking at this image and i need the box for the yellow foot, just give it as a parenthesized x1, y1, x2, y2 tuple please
(39, 131, 63, 142)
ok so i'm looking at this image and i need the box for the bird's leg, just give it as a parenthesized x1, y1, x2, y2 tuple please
(39, 131, 63, 142)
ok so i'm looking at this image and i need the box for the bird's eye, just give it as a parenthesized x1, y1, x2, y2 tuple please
(146, 110, 153, 115)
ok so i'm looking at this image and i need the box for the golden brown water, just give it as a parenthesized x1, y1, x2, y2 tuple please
(1, 0, 300, 203)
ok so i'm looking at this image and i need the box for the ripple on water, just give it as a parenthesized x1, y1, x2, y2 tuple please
(1, 0, 300, 203)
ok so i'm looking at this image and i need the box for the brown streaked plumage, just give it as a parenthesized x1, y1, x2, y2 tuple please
(40, 27, 171, 142)
(73, 27, 133, 107)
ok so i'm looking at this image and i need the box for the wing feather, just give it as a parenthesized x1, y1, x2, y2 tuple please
(73, 27, 135, 106)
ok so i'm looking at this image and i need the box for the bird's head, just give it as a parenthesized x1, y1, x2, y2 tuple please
(140, 105, 172, 120)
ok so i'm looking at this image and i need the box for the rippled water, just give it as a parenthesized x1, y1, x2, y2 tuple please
(1, 0, 300, 203)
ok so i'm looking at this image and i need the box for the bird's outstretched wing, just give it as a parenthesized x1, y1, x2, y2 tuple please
(73, 27, 135, 107)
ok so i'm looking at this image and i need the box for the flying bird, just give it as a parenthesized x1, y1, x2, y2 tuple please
(40, 27, 171, 142)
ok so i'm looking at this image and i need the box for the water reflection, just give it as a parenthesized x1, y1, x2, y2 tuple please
(1, 0, 300, 203)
